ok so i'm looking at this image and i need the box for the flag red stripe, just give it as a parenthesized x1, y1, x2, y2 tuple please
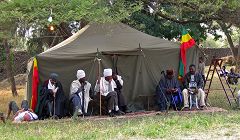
(31, 61, 39, 111)
(180, 38, 195, 74)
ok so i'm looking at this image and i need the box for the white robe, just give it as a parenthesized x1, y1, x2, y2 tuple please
(95, 77, 117, 96)
(14, 111, 38, 122)
(70, 80, 92, 113)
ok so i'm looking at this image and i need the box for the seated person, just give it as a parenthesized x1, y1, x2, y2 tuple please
(112, 72, 127, 113)
(182, 64, 206, 110)
(70, 70, 93, 116)
(227, 68, 240, 85)
(156, 69, 182, 111)
(220, 65, 229, 77)
(95, 68, 125, 117)
(37, 73, 67, 120)
(6, 100, 38, 123)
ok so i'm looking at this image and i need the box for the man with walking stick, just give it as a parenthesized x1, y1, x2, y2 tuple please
(156, 69, 182, 111)
(37, 73, 67, 119)
(95, 68, 125, 117)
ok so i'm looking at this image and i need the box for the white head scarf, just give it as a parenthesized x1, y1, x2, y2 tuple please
(103, 68, 112, 77)
(77, 70, 85, 80)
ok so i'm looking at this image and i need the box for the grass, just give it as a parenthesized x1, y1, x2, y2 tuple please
(0, 86, 25, 113)
(0, 112, 240, 139)
(1, 70, 240, 139)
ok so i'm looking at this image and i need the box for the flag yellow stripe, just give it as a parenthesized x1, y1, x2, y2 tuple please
(33, 57, 38, 68)
(181, 33, 192, 43)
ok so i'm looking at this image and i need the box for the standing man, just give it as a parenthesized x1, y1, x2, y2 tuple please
(198, 57, 205, 84)
(70, 70, 93, 116)
(95, 68, 125, 117)
(156, 69, 182, 111)
(112, 72, 127, 113)
(182, 64, 206, 110)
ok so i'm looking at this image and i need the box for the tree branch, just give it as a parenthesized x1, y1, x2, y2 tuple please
(156, 11, 221, 24)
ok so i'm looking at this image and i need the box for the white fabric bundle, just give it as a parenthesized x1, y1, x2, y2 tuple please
(48, 80, 58, 93)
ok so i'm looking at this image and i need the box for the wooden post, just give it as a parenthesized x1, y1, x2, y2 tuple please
(97, 58, 101, 115)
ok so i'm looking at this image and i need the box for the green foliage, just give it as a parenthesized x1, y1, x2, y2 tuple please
(0, 0, 141, 34)
(0, 0, 142, 53)
(202, 37, 225, 48)
(127, 11, 207, 42)
(129, 0, 240, 45)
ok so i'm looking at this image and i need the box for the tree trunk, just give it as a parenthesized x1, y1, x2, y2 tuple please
(3, 39, 18, 96)
(219, 22, 240, 72)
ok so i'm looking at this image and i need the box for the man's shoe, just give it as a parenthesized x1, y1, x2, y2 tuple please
(200, 106, 207, 110)
(83, 113, 90, 116)
(52, 115, 59, 120)
(115, 110, 125, 116)
(125, 109, 132, 113)
(181, 107, 190, 111)
(109, 112, 116, 117)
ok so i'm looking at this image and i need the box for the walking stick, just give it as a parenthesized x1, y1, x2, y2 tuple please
(54, 96, 56, 117)
(82, 84, 85, 118)
(97, 58, 102, 116)
(160, 71, 170, 112)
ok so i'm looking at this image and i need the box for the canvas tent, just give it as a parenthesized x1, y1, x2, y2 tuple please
(27, 23, 199, 110)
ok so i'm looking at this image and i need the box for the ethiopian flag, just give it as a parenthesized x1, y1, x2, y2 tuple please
(31, 57, 39, 111)
(178, 28, 195, 80)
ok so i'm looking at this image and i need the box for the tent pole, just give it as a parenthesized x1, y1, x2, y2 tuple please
(97, 58, 102, 116)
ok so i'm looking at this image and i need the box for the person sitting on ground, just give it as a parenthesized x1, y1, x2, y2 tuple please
(7, 100, 29, 119)
(198, 57, 205, 83)
(6, 100, 38, 123)
(112, 72, 127, 113)
(182, 64, 206, 110)
(95, 68, 125, 117)
(13, 109, 38, 123)
(227, 68, 240, 85)
(37, 73, 67, 120)
(156, 69, 182, 111)
(220, 65, 229, 77)
(70, 70, 93, 117)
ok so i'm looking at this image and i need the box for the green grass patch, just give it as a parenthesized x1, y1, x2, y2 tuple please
(1, 111, 240, 139)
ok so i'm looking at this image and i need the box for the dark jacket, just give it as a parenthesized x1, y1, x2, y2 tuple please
(183, 72, 204, 89)
(36, 80, 67, 119)
(158, 76, 180, 94)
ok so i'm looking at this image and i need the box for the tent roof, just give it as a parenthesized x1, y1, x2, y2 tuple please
(40, 23, 179, 57)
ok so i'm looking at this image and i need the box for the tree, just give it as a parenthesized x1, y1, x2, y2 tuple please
(129, 0, 240, 71)
(0, 0, 141, 96)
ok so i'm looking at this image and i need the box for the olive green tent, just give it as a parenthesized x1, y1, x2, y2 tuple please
(27, 23, 199, 110)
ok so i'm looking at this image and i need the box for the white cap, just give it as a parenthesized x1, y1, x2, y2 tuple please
(76, 70, 85, 80)
(103, 68, 112, 77)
